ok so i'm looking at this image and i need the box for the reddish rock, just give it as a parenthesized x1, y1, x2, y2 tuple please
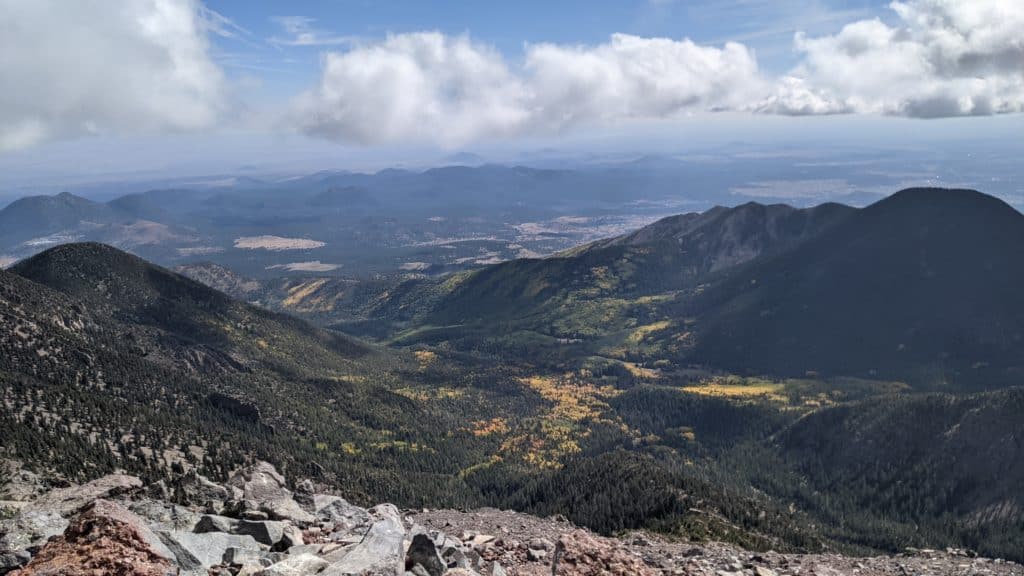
(11, 499, 175, 576)
(550, 530, 657, 576)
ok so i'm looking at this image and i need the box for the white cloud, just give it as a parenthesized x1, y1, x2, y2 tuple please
(292, 32, 530, 146)
(3, 0, 1023, 152)
(292, 32, 762, 146)
(0, 0, 225, 151)
(293, 0, 1024, 146)
(524, 34, 762, 129)
(760, 0, 1024, 117)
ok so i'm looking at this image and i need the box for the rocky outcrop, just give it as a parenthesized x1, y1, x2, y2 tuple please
(207, 392, 263, 424)
(167, 470, 239, 513)
(550, 530, 658, 575)
(9, 500, 174, 576)
(0, 474, 144, 557)
(3, 461, 1023, 576)
(28, 474, 142, 517)
(226, 462, 315, 524)
(0, 461, 45, 502)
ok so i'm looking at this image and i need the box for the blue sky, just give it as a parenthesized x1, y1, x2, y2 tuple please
(207, 0, 887, 101)
(0, 0, 1022, 195)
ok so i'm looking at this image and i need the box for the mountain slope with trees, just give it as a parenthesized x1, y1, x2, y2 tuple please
(687, 188, 1024, 387)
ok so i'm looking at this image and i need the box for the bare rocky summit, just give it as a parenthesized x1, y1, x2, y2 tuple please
(1, 462, 1021, 576)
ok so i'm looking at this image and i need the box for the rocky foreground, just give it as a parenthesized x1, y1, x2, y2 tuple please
(0, 462, 1020, 576)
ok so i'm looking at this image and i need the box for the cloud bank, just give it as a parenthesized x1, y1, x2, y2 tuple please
(0, 0, 1022, 150)
(0, 0, 225, 151)
(292, 33, 763, 146)
(294, 0, 1024, 146)
(759, 0, 1024, 117)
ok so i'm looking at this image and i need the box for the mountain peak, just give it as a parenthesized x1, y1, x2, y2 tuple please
(5, 190, 93, 208)
(12, 242, 231, 313)
(0, 192, 117, 246)
(11, 241, 368, 362)
(610, 201, 855, 266)
(693, 187, 1024, 386)
(871, 187, 1017, 214)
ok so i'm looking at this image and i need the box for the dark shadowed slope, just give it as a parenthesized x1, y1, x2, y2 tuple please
(688, 188, 1024, 387)
(11, 243, 368, 373)
(771, 387, 1024, 557)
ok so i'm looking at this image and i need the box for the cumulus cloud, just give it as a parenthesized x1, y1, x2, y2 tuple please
(760, 0, 1024, 117)
(292, 32, 762, 146)
(292, 32, 530, 146)
(524, 35, 762, 129)
(0, 0, 225, 151)
(293, 0, 1024, 145)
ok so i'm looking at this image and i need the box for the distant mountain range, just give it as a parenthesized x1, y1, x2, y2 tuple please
(0, 161, 904, 278)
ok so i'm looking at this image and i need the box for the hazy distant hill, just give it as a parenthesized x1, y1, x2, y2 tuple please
(0, 192, 120, 246)
(106, 188, 206, 222)
(3, 160, 889, 278)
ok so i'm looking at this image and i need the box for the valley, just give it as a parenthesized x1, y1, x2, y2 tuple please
(3, 186, 1024, 571)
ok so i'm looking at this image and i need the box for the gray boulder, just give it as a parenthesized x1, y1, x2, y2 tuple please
(258, 553, 329, 575)
(129, 499, 202, 532)
(236, 519, 287, 547)
(195, 514, 240, 534)
(170, 471, 238, 512)
(277, 524, 305, 551)
(0, 509, 66, 553)
(322, 505, 405, 576)
(228, 462, 314, 524)
(224, 547, 284, 567)
(0, 550, 32, 574)
(405, 533, 445, 576)
(314, 495, 371, 535)
(160, 530, 262, 570)
(431, 532, 472, 570)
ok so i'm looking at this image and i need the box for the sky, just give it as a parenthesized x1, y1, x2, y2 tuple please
(1, 0, 1023, 194)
